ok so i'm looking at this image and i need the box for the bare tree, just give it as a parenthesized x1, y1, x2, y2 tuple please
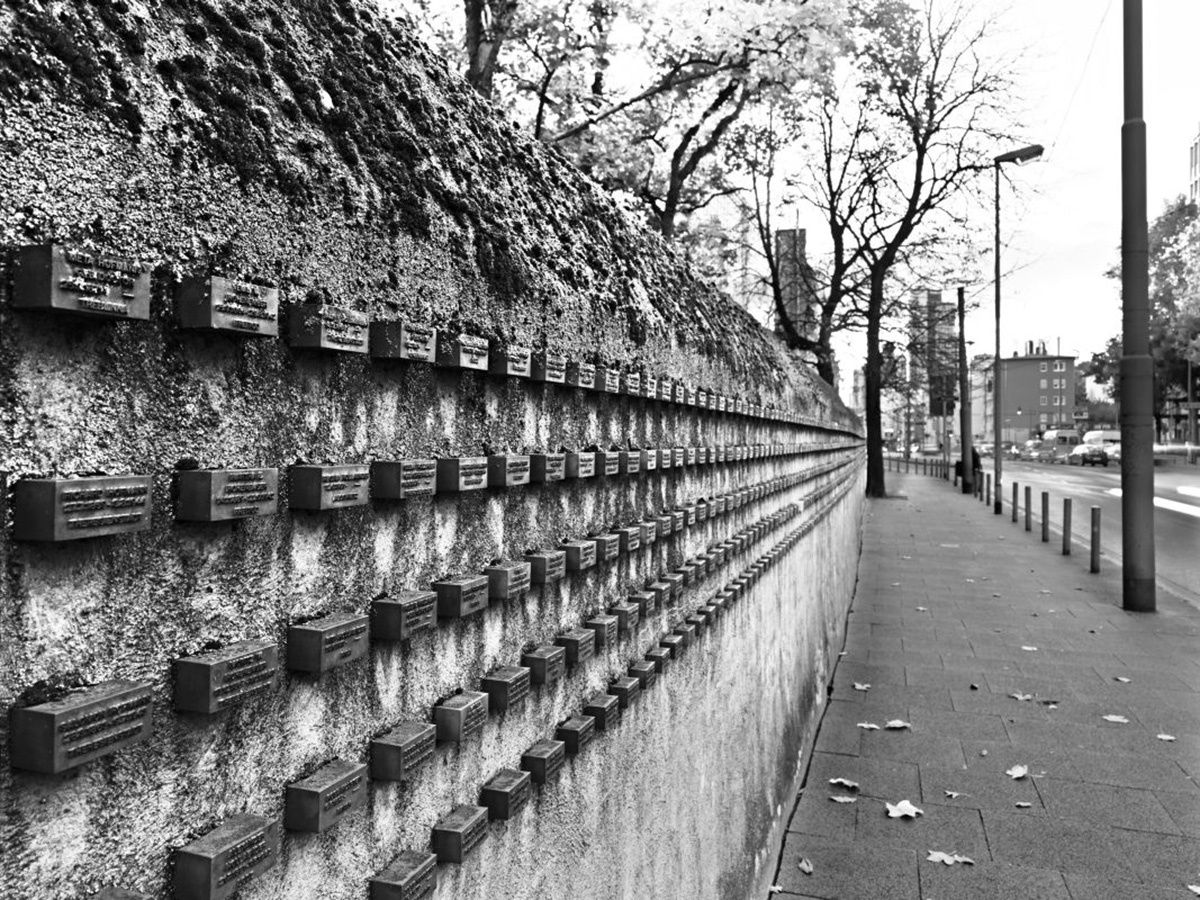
(465, 0, 519, 97)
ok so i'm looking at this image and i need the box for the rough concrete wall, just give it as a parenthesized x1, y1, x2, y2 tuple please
(0, 2, 864, 898)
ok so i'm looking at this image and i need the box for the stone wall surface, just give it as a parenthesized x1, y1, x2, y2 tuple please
(0, 1, 864, 898)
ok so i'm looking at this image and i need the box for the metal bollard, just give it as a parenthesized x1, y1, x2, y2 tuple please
(1062, 498, 1072, 555)
(1041, 491, 1050, 542)
(1024, 485, 1032, 531)
(1011, 482, 1018, 523)
(986, 473, 992, 507)
(1090, 507, 1101, 573)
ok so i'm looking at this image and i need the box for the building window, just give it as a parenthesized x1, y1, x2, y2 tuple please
(1040, 413, 1049, 425)
(1052, 395, 1060, 406)
(1053, 360, 1065, 372)
(1040, 378, 1048, 389)
(1040, 362, 1048, 372)
(1040, 395, 1047, 406)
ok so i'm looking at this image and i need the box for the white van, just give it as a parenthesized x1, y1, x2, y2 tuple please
(1082, 429, 1121, 446)
(1042, 429, 1081, 463)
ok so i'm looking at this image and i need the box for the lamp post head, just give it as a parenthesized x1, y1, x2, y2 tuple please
(995, 144, 1044, 166)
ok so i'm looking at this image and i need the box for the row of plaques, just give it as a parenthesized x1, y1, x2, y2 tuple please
(86, 482, 819, 900)
(9, 243, 848, 429)
(8, 466, 821, 776)
(10, 441, 856, 541)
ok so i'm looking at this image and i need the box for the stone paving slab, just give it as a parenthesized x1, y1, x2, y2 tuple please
(768, 471, 1200, 898)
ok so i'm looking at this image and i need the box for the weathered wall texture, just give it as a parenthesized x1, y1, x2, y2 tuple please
(0, 1, 864, 898)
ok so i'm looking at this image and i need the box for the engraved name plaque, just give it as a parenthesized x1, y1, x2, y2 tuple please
(431, 805, 488, 864)
(645, 581, 670, 607)
(584, 614, 618, 649)
(521, 739, 566, 784)
(526, 549, 566, 584)
(561, 539, 596, 572)
(592, 533, 619, 563)
(621, 371, 641, 396)
(369, 321, 437, 362)
(177, 276, 279, 335)
(619, 450, 641, 476)
(521, 645, 566, 685)
(486, 560, 532, 602)
(284, 758, 367, 833)
(640, 520, 658, 545)
(176, 469, 278, 522)
(173, 814, 278, 900)
(675, 621, 698, 644)
(628, 660, 657, 689)
(369, 722, 437, 782)
(607, 602, 638, 633)
(488, 341, 532, 378)
(555, 628, 595, 667)
(289, 303, 369, 353)
(645, 646, 671, 673)
(13, 244, 150, 320)
(596, 450, 619, 477)
(529, 453, 566, 483)
(174, 640, 278, 715)
(617, 526, 641, 554)
(656, 515, 673, 538)
(286, 613, 369, 673)
(555, 715, 595, 754)
(13, 475, 151, 542)
(565, 361, 596, 390)
(662, 572, 684, 598)
(532, 351, 567, 384)
(480, 768, 532, 820)
(370, 460, 437, 500)
(371, 590, 437, 642)
(643, 447, 658, 472)
(433, 574, 489, 619)
(487, 455, 531, 488)
(629, 590, 656, 617)
(434, 691, 489, 743)
(608, 675, 640, 709)
(435, 333, 489, 371)
(369, 850, 437, 900)
(480, 666, 530, 713)
(582, 692, 620, 731)
(659, 448, 674, 470)
(288, 465, 370, 510)
(565, 451, 597, 479)
(9, 680, 152, 773)
(596, 366, 619, 393)
(659, 634, 684, 658)
(435, 457, 489, 493)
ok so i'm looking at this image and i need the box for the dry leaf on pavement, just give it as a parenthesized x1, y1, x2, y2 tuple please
(830, 795, 858, 803)
(915, 606, 928, 611)
(1102, 714, 1130, 724)
(829, 778, 859, 790)
(885, 719, 912, 730)
(1005, 764, 1029, 780)
(1186, 885, 1200, 896)
(1015, 802, 1032, 808)
(1158, 734, 1177, 742)
(857, 722, 881, 730)
(1009, 692, 1033, 702)
(927, 850, 974, 866)
(885, 799, 924, 818)
(768, 886, 782, 894)
(1114, 676, 1131, 683)
(944, 790, 963, 799)
(1021, 645, 1038, 652)
(853, 682, 871, 692)
(798, 858, 814, 875)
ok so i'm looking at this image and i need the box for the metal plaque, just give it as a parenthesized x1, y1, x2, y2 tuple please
(521, 645, 566, 685)
(561, 539, 596, 572)
(288, 303, 369, 353)
(565, 361, 596, 390)
(13, 475, 151, 542)
(487, 455, 531, 488)
(369, 321, 437, 362)
(288, 464, 369, 510)
(628, 660, 657, 689)
(530, 453, 566, 483)
(485, 560, 532, 602)
(12, 244, 150, 320)
(369, 722, 436, 782)
(368, 850, 437, 900)
(564, 451, 597, 479)
(555, 715, 594, 754)
(286, 613, 369, 673)
(488, 341, 532, 378)
(370, 460, 437, 500)
(479, 767, 531, 820)
(371, 590, 437, 642)
(520, 739, 565, 784)
(584, 615, 618, 648)
(176, 469, 278, 522)
(177, 276, 279, 336)
(174, 640, 278, 714)
(172, 814, 278, 900)
(434, 691, 489, 743)
(555, 628, 595, 667)
(480, 666, 530, 713)
(435, 457, 489, 493)
(433, 574, 489, 619)
(582, 692, 619, 731)
(532, 351, 567, 383)
(284, 758, 366, 833)
(435, 333, 488, 371)
(608, 675, 640, 709)
(431, 805, 488, 863)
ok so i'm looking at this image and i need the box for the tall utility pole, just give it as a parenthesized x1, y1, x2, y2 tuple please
(1121, 0, 1155, 611)
(958, 286, 973, 494)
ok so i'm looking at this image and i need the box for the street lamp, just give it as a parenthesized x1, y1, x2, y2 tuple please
(993, 142, 1045, 514)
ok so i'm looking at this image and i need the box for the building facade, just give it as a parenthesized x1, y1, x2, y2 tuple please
(969, 341, 1076, 443)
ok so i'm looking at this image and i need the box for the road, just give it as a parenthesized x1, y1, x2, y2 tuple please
(981, 458, 1200, 604)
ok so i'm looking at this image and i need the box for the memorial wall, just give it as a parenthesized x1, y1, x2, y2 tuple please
(0, 2, 864, 898)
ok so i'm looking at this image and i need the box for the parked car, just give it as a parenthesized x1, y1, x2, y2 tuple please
(1075, 444, 1108, 467)
(1019, 440, 1045, 461)
(1107, 443, 1122, 462)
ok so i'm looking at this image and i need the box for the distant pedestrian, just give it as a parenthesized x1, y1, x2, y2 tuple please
(972, 446, 981, 475)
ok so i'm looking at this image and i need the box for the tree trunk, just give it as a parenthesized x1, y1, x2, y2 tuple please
(865, 273, 887, 497)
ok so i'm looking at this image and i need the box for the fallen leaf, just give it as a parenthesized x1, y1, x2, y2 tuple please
(927, 850, 974, 866)
(885, 719, 912, 730)
(1009, 692, 1033, 702)
(1187, 885, 1200, 896)
(939, 543, 960, 548)
(829, 778, 859, 790)
(969, 683, 980, 690)
(885, 799, 924, 818)
(890, 582, 901, 587)
(993, 593, 1002, 598)
(1115, 676, 1131, 683)
(944, 790, 963, 799)
(829, 795, 858, 803)
(901, 555, 912, 560)
(980, 749, 988, 757)
(857, 722, 881, 730)
(915, 606, 928, 611)
(838, 651, 847, 657)
(1039, 589, 1052, 594)
(1102, 714, 1130, 724)
(1005, 764, 1029, 780)
(797, 858, 813, 875)
(1021, 646, 1038, 652)
(1158, 733, 1177, 742)
(853, 682, 871, 692)
(768, 886, 782, 894)
(1038, 699, 1060, 706)
(1047, 704, 1059, 710)
(965, 578, 976, 583)
(1015, 802, 1032, 808)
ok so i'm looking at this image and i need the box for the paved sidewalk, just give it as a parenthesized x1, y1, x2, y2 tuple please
(770, 471, 1200, 899)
